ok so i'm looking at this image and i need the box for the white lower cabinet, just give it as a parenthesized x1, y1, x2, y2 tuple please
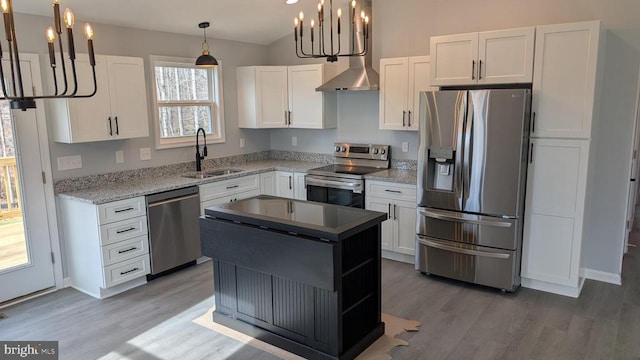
(199, 174, 261, 214)
(365, 181, 417, 263)
(59, 196, 150, 299)
(521, 139, 590, 297)
(275, 171, 307, 200)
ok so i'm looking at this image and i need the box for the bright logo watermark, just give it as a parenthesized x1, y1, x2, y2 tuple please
(1, 341, 58, 359)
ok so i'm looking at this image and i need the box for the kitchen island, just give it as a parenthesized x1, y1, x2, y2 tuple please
(200, 195, 387, 360)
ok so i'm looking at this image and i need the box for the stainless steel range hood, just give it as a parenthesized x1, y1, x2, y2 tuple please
(316, 0, 378, 92)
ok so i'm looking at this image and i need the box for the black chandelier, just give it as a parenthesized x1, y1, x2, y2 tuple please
(293, 0, 369, 63)
(0, 0, 97, 111)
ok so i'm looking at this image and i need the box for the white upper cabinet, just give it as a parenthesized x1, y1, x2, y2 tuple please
(237, 64, 336, 129)
(430, 27, 535, 86)
(237, 66, 288, 128)
(50, 55, 149, 143)
(531, 21, 602, 139)
(379, 56, 435, 131)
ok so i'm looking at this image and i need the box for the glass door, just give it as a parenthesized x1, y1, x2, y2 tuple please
(0, 55, 55, 303)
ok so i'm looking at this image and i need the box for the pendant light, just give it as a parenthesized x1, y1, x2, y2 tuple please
(195, 22, 218, 67)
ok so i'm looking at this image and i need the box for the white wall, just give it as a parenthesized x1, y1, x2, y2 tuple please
(268, 0, 640, 277)
(12, 13, 272, 180)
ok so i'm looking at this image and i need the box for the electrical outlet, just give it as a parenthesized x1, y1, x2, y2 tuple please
(402, 142, 409, 153)
(140, 148, 151, 161)
(239, 138, 245, 148)
(57, 155, 82, 171)
(115, 150, 124, 164)
(292, 136, 297, 146)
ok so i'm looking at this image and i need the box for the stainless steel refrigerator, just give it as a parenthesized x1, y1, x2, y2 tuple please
(416, 89, 530, 292)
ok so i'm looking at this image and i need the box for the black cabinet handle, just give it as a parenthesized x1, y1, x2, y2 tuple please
(471, 60, 476, 80)
(529, 143, 534, 164)
(116, 227, 136, 234)
(478, 60, 483, 80)
(115, 116, 119, 135)
(532, 112, 536, 133)
(120, 267, 139, 275)
(114, 207, 134, 213)
(402, 110, 406, 127)
(117, 247, 137, 254)
(289, 176, 292, 190)
(108, 117, 113, 136)
(388, 203, 391, 216)
(385, 189, 402, 194)
(408, 110, 412, 127)
(226, 185, 239, 190)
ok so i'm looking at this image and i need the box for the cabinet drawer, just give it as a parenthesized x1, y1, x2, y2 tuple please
(101, 235, 149, 266)
(99, 215, 148, 246)
(98, 197, 146, 224)
(199, 175, 260, 201)
(103, 255, 150, 288)
(366, 181, 416, 201)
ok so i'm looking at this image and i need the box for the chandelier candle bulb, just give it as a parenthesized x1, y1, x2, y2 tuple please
(63, 8, 75, 61)
(310, 20, 314, 43)
(294, 18, 298, 41)
(351, 0, 356, 24)
(84, 23, 95, 66)
(46, 27, 56, 66)
(337, 8, 341, 34)
(299, 11, 304, 38)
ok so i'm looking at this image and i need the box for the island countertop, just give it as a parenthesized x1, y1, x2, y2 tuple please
(204, 195, 387, 242)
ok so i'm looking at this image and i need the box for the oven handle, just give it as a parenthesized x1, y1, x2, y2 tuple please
(418, 208, 512, 228)
(306, 176, 363, 193)
(416, 235, 510, 259)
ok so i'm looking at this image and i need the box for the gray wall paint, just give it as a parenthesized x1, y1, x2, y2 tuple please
(268, 1, 640, 276)
(12, 13, 271, 180)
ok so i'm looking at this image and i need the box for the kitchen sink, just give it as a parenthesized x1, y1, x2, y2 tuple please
(182, 168, 244, 179)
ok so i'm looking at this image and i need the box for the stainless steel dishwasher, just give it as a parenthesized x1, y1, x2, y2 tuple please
(146, 186, 201, 278)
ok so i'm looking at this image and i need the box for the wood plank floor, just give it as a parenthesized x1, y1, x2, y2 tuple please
(1, 220, 639, 359)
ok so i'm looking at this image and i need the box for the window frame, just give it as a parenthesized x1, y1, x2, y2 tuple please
(149, 55, 225, 149)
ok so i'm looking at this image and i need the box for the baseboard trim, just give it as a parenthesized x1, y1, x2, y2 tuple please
(582, 268, 622, 285)
(63, 277, 72, 288)
(381, 250, 414, 264)
(521, 276, 585, 298)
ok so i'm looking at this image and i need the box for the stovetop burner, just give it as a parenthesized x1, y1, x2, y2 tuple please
(307, 143, 391, 180)
(308, 164, 384, 177)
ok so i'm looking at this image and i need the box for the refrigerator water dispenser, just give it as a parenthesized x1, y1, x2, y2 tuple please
(428, 147, 454, 191)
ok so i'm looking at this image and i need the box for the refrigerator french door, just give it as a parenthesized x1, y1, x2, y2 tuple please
(416, 89, 530, 291)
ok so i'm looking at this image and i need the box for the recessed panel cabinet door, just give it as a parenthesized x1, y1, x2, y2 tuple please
(107, 56, 149, 139)
(531, 21, 601, 139)
(379, 57, 409, 130)
(288, 65, 323, 129)
(478, 27, 535, 84)
(430, 33, 477, 86)
(394, 200, 417, 256)
(257, 66, 288, 128)
(366, 196, 393, 251)
(521, 139, 589, 287)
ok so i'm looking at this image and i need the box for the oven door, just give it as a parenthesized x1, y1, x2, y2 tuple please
(306, 175, 364, 208)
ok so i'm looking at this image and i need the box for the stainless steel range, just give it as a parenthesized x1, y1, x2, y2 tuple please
(306, 143, 390, 208)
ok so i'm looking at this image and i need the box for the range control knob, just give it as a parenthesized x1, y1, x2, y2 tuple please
(335, 146, 340, 152)
(380, 149, 386, 155)
(340, 146, 347, 152)
(372, 148, 379, 154)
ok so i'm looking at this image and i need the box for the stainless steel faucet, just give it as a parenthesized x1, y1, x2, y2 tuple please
(195, 128, 207, 172)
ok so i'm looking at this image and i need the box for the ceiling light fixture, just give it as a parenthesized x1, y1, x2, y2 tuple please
(195, 22, 218, 67)
(0, 0, 97, 111)
(293, 0, 369, 63)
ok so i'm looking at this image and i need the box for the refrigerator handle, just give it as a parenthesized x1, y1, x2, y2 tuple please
(417, 236, 511, 259)
(418, 208, 513, 228)
(463, 95, 474, 206)
(454, 93, 466, 209)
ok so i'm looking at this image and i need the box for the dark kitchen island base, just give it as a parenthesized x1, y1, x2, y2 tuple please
(200, 196, 387, 360)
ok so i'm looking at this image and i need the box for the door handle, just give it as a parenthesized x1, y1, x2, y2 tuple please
(117, 247, 138, 254)
(478, 60, 483, 80)
(529, 143, 534, 164)
(120, 267, 140, 275)
(284, 111, 288, 125)
(289, 175, 292, 190)
(108, 117, 113, 136)
(116, 227, 137, 234)
(115, 116, 119, 135)
(402, 110, 406, 127)
(531, 112, 536, 133)
(408, 110, 412, 127)
(393, 204, 397, 220)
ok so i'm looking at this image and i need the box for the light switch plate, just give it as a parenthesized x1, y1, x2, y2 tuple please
(115, 150, 124, 164)
(292, 136, 297, 146)
(402, 142, 409, 153)
(240, 138, 245, 148)
(140, 148, 151, 161)
(57, 155, 82, 171)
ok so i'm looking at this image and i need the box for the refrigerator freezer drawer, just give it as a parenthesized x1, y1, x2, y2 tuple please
(417, 207, 521, 250)
(415, 236, 520, 291)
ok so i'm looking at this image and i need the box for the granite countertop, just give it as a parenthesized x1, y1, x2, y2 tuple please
(366, 169, 417, 185)
(57, 160, 417, 205)
(57, 160, 321, 205)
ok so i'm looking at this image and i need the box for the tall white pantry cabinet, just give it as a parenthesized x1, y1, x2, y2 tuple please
(520, 21, 606, 297)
